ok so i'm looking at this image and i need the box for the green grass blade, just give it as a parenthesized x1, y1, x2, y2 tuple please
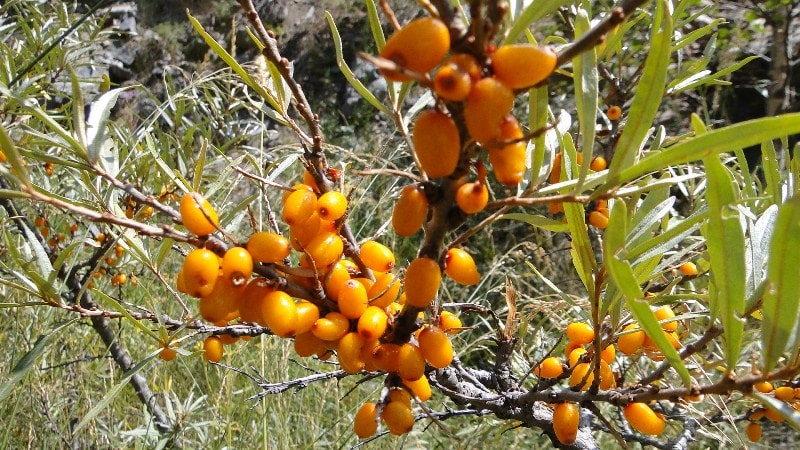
(504, 0, 572, 44)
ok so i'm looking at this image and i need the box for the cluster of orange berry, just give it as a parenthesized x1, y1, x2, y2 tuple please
(746, 381, 800, 442)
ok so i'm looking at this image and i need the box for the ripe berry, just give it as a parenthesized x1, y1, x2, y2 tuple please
(294, 331, 326, 357)
(775, 386, 795, 401)
(360, 240, 395, 272)
(159, 342, 177, 362)
(381, 400, 415, 435)
(607, 105, 622, 121)
(588, 211, 609, 229)
(247, 232, 290, 263)
(317, 191, 348, 221)
(444, 247, 480, 285)
(491, 43, 557, 89)
(380, 17, 450, 82)
(490, 115, 527, 185)
(464, 77, 515, 144)
(754, 381, 774, 393)
(180, 192, 219, 236)
(590, 156, 607, 171)
(337, 331, 366, 373)
(203, 336, 223, 363)
(261, 291, 299, 338)
(403, 374, 432, 401)
(654, 305, 678, 332)
(617, 323, 645, 355)
(623, 403, 665, 435)
(221, 246, 253, 282)
(357, 306, 388, 340)
(433, 62, 472, 101)
(353, 402, 378, 439)
(418, 325, 454, 368)
(567, 347, 588, 367)
(338, 279, 369, 319)
(455, 181, 489, 214)
(372, 343, 401, 373)
(438, 310, 463, 334)
(306, 231, 344, 267)
(600, 344, 616, 364)
(403, 257, 442, 308)
(239, 278, 272, 324)
(398, 343, 426, 381)
(534, 356, 564, 378)
(312, 311, 350, 341)
(569, 362, 594, 390)
(566, 322, 594, 344)
(679, 261, 698, 276)
(392, 185, 428, 236)
(182, 248, 220, 298)
(295, 300, 321, 335)
(745, 422, 762, 442)
(553, 403, 580, 445)
(199, 277, 241, 322)
(282, 188, 317, 226)
(412, 109, 460, 178)
(367, 272, 400, 308)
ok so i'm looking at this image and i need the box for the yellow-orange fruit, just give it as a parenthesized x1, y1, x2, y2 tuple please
(389, 388, 412, 408)
(617, 323, 645, 355)
(306, 231, 344, 267)
(455, 181, 489, 214)
(567, 347, 588, 367)
(337, 331, 365, 373)
(607, 105, 622, 121)
(534, 356, 564, 378)
(654, 306, 678, 332)
(357, 306, 388, 340)
(203, 336, 223, 363)
(289, 212, 322, 251)
(361, 338, 381, 372)
(368, 272, 400, 308)
(159, 343, 177, 362)
(403, 257, 442, 308)
(600, 344, 616, 365)
(261, 291, 298, 338)
(247, 231, 290, 263)
(754, 381, 774, 393)
(444, 247, 480, 285)
(765, 407, 785, 422)
(398, 343, 426, 381)
(590, 156, 607, 171)
(199, 277, 241, 322)
(182, 248, 220, 298)
(623, 403, 666, 435)
(746, 422, 762, 442)
(464, 77, 514, 144)
(303, 170, 320, 193)
(599, 360, 616, 390)
(418, 325, 454, 368)
(566, 322, 594, 344)
(221, 246, 253, 282)
(180, 192, 219, 236)
(372, 342, 401, 373)
(433, 62, 472, 101)
(381, 400, 415, 435)
(775, 386, 795, 401)
(679, 261, 698, 276)
(360, 240, 395, 272)
(295, 300, 321, 335)
(490, 115, 527, 185)
(324, 260, 352, 301)
(354, 402, 379, 439)
(553, 403, 580, 445)
(380, 17, 450, 82)
(338, 279, 369, 319)
(412, 109, 460, 178)
(491, 44, 557, 89)
(392, 185, 428, 236)
(316, 190, 348, 221)
(569, 362, 594, 390)
(403, 374, 432, 401)
(282, 188, 317, 226)
(294, 331, 326, 357)
(438, 310, 463, 334)
(588, 211, 609, 229)
(239, 277, 272, 324)
(444, 53, 481, 81)
(312, 312, 350, 341)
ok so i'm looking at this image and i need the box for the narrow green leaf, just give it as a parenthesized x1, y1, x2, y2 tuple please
(670, 56, 758, 94)
(607, 1, 672, 181)
(91, 289, 161, 340)
(0, 122, 30, 187)
(528, 85, 549, 185)
(761, 197, 800, 372)
(751, 392, 800, 429)
(504, 0, 573, 44)
(364, 0, 386, 51)
(564, 200, 596, 298)
(192, 138, 208, 193)
(628, 207, 707, 263)
(70, 68, 88, 152)
(502, 213, 569, 232)
(762, 140, 782, 206)
(704, 156, 746, 369)
(572, 9, 597, 190)
(627, 196, 674, 246)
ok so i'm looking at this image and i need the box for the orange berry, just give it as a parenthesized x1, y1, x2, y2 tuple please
(239, 278, 271, 324)
(354, 402, 379, 439)
(368, 272, 400, 308)
(765, 406, 785, 422)
(182, 248, 220, 298)
(617, 323, 645, 355)
(203, 336, 223, 363)
(654, 306, 678, 332)
(403, 374, 432, 401)
(306, 231, 344, 267)
(464, 77, 514, 144)
(180, 192, 219, 236)
(552, 403, 580, 445)
(317, 191, 348, 221)
(312, 311, 350, 341)
(360, 240, 395, 272)
(221, 246, 253, 282)
(338, 279, 369, 319)
(403, 257, 442, 308)
(569, 362, 594, 390)
(294, 331, 326, 357)
(534, 356, 564, 378)
(392, 185, 428, 236)
(588, 211, 609, 229)
(599, 360, 616, 390)
(607, 105, 622, 121)
(199, 278, 241, 322)
(372, 342, 401, 373)
(590, 156, 607, 171)
(282, 188, 317, 226)
(623, 403, 665, 435)
(295, 300, 321, 335)
(380, 17, 450, 82)
(745, 422, 762, 442)
(433, 62, 472, 101)
(564, 340, 583, 359)
(491, 44, 557, 89)
(489, 115, 527, 185)
(600, 344, 616, 365)
(567, 347, 588, 367)
(337, 331, 366, 373)
(418, 325, 454, 368)
(455, 181, 489, 214)
(247, 231, 290, 263)
(398, 343, 426, 381)
(159, 342, 177, 362)
(775, 386, 795, 401)
(679, 261, 698, 276)
(381, 400, 415, 435)
(438, 310, 463, 334)
(261, 291, 298, 338)
(443, 53, 481, 81)
(754, 381, 774, 393)
(357, 306, 388, 340)
(566, 322, 594, 344)
(324, 260, 352, 301)
(444, 247, 480, 285)
(412, 109, 460, 178)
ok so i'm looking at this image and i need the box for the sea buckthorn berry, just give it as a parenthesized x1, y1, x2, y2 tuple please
(380, 17, 450, 82)
(599, 360, 616, 390)
(775, 386, 795, 401)
(567, 347, 588, 367)
(624, 403, 666, 436)
(381, 400, 415, 435)
(221, 247, 253, 282)
(290, 212, 322, 251)
(393, 185, 428, 236)
(654, 306, 678, 332)
(403, 257, 442, 308)
(337, 332, 366, 373)
(357, 306, 388, 340)
(354, 402, 379, 439)
(159, 342, 177, 362)
(433, 62, 472, 101)
(564, 340, 583, 359)
(182, 248, 220, 298)
(317, 191, 348, 221)
(338, 279, 369, 319)
(261, 291, 298, 338)
(607, 105, 622, 121)
(282, 188, 317, 226)
(590, 156, 607, 171)
(569, 362, 594, 390)
(418, 325, 454, 368)
(403, 374, 432, 401)
(588, 211, 609, 229)
(389, 388, 413, 409)
(372, 343, 401, 373)
(444, 247, 480, 285)
(491, 44, 557, 89)
(199, 278, 241, 322)
(464, 77, 515, 144)
(746, 422, 762, 442)
(439, 310, 463, 334)
(295, 301, 321, 335)
(360, 240, 395, 272)
(312, 311, 350, 341)
(239, 278, 272, 324)
(444, 53, 481, 81)
(247, 231, 290, 263)
(368, 272, 400, 308)
(679, 261, 698, 276)
(534, 356, 564, 378)
(203, 336, 223, 363)
(324, 260, 352, 301)
(754, 381, 774, 393)
(302, 170, 320, 192)
(566, 322, 594, 344)
(180, 192, 219, 236)
(618, 323, 645, 355)
(455, 181, 489, 214)
(306, 231, 344, 267)
(553, 403, 580, 445)
(765, 406, 785, 422)
(490, 115, 527, 185)
(412, 109, 460, 178)
(600, 344, 616, 364)
(294, 332, 325, 357)
(398, 343, 426, 381)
